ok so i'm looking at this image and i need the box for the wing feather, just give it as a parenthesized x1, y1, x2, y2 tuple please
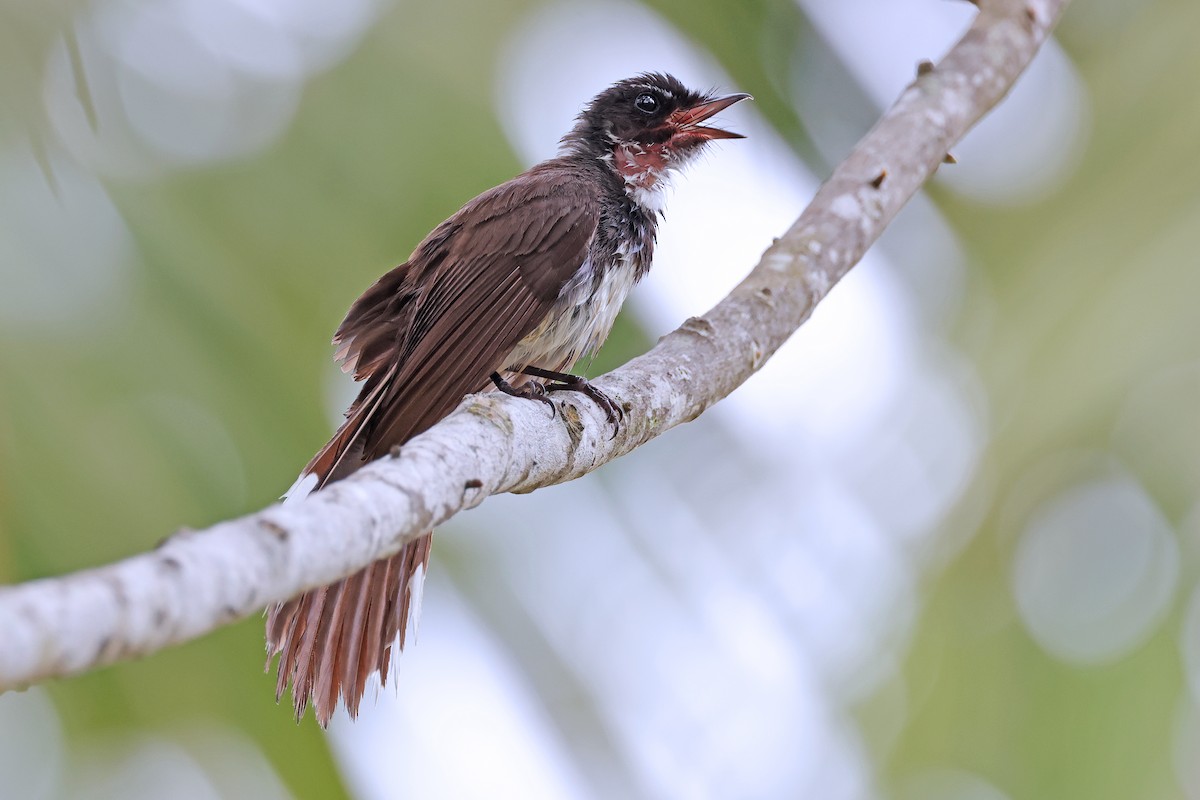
(357, 168, 600, 456)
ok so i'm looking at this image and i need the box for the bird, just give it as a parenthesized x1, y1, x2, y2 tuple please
(265, 72, 750, 725)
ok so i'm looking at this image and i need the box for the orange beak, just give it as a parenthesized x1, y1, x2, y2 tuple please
(668, 92, 752, 140)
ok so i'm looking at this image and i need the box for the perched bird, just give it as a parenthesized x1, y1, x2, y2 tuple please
(266, 72, 750, 725)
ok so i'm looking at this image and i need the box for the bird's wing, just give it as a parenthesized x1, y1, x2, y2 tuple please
(337, 167, 601, 463)
(274, 167, 600, 726)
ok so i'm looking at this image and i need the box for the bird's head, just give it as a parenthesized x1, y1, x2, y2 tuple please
(562, 73, 751, 213)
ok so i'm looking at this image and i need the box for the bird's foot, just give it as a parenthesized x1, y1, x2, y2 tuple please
(490, 372, 555, 417)
(518, 366, 623, 436)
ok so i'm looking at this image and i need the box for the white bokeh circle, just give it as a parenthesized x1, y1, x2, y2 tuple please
(1013, 474, 1178, 665)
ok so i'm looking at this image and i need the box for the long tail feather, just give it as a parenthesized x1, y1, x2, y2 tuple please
(266, 382, 433, 726)
(265, 539, 432, 725)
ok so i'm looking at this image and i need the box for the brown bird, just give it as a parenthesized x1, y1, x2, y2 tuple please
(266, 72, 750, 725)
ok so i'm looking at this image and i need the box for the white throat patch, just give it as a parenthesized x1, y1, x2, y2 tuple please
(612, 142, 677, 215)
(629, 181, 669, 214)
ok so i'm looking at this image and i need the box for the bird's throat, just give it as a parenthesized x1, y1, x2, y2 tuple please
(614, 143, 670, 213)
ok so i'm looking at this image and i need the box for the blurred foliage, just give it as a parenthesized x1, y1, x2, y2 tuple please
(2, 0, 1199, 798)
(890, 2, 1200, 798)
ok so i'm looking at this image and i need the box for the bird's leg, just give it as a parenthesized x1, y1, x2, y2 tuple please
(517, 366, 623, 433)
(490, 372, 555, 417)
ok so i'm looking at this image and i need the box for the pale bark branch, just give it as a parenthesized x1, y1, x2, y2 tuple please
(0, 0, 1069, 690)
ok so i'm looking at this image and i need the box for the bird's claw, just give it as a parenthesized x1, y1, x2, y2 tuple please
(546, 376, 623, 437)
(499, 368, 624, 436)
(490, 372, 556, 417)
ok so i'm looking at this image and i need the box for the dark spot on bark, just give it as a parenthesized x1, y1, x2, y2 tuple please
(159, 556, 182, 573)
(870, 169, 887, 189)
(916, 59, 934, 76)
(464, 479, 483, 490)
(155, 527, 194, 549)
(680, 316, 715, 338)
(561, 405, 585, 466)
(259, 519, 289, 541)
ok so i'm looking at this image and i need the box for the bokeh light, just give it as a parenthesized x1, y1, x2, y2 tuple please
(1012, 471, 1177, 665)
(42, 0, 384, 176)
(0, 148, 133, 331)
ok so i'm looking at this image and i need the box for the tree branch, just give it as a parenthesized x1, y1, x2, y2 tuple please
(0, 0, 1069, 690)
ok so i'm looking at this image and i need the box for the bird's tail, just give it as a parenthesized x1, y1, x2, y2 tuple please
(265, 408, 432, 726)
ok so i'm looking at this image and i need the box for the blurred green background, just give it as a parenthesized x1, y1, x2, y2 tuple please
(1, 0, 1198, 798)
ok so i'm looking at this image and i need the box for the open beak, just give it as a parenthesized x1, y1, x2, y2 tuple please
(668, 92, 752, 140)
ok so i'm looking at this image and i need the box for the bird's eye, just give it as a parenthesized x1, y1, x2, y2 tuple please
(634, 93, 660, 114)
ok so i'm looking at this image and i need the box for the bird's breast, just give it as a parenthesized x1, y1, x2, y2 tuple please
(505, 230, 650, 373)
